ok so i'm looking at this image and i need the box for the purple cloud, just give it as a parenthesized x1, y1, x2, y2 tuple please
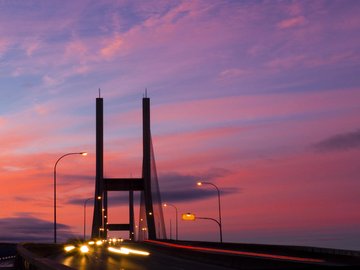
(0, 216, 74, 243)
(313, 129, 360, 152)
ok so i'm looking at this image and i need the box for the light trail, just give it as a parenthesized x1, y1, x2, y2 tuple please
(64, 245, 76, 252)
(146, 240, 325, 263)
(108, 246, 129, 255)
(108, 246, 150, 256)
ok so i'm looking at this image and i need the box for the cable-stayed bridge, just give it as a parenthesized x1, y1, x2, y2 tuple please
(11, 95, 360, 269)
(91, 94, 166, 242)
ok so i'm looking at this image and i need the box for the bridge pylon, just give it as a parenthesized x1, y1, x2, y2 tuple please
(91, 95, 161, 240)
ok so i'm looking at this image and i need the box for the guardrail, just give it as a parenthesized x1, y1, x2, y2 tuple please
(0, 255, 16, 261)
(146, 240, 360, 268)
(162, 240, 360, 257)
(16, 243, 74, 270)
(0, 255, 16, 269)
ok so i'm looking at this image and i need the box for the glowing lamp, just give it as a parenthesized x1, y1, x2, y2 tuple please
(64, 245, 75, 252)
(182, 213, 196, 221)
(96, 240, 103, 246)
(80, 245, 89, 253)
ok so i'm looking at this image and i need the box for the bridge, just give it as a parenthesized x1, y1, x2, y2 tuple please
(10, 95, 360, 269)
(91, 93, 165, 242)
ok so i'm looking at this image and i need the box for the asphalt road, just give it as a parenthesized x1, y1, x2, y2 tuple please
(45, 240, 360, 270)
(52, 242, 235, 270)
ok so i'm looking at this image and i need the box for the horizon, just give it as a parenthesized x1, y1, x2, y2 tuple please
(0, 0, 359, 250)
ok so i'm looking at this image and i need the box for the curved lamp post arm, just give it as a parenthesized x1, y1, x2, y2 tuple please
(200, 182, 220, 193)
(197, 181, 223, 243)
(197, 217, 222, 242)
(54, 152, 87, 244)
(54, 152, 87, 171)
(164, 203, 178, 241)
(197, 217, 221, 227)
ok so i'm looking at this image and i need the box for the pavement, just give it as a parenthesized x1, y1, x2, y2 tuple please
(52, 241, 235, 270)
(46, 240, 360, 270)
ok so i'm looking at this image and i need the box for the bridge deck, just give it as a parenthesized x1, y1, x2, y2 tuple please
(16, 241, 360, 270)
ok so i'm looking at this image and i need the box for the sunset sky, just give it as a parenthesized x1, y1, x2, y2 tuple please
(0, 0, 359, 250)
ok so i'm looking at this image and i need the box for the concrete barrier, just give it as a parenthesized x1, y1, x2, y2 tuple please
(146, 240, 360, 268)
(16, 244, 74, 270)
(163, 240, 360, 257)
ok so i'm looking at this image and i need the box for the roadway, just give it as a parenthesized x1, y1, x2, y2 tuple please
(51, 241, 234, 270)
(46, 240, 360, 270)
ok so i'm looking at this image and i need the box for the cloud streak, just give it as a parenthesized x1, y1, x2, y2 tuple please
(277, 16, 306, 29)
(67, 169, 239, 206)
(313, 129, 360, 152)
(0, 216, 73, 242)
(0, 0, 360, 250)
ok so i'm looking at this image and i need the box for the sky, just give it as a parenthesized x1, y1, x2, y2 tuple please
(0, 0, 360, 250)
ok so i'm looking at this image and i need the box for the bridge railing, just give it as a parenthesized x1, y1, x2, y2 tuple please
(16, 243, 73, 270)
(159, 240, 360, 257)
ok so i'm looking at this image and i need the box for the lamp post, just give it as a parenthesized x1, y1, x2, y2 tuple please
(169, 219, 172, 240)
(197, 181, 223, 243)
(163, 203, 178, 240)
(182, 213, 221, 242)
(54, 152, 87, 244)
(84, 197, 97, 241)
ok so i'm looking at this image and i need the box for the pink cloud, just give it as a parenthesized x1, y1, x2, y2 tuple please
(286, 2, 303, 16)
(247, 45, 266, 56)
(64, 40, 88, 59)
(0, 116, 5, 127)
(0, 38, 9, 55)
(103, 89, 360, 169)
(0, 150, 93, 225)
(0, 100, 93, 156)
(0, 1, 359, 247)
(265, 55, 306, 70)
(72, 65, 90, 74)
(100, 35, 123, 59)
(153, 126, 244, 171)
(277, 16, 306, 29)
(265, 51, 359, 72)
(11, 67, 24, 77)
(23, 39, 41, 56)
(157, 88, 360, 125)
(111, 0, 241, 66)
(306, 51, 360, 67)
(243, 150, 360, 224)
(183, 147, 360, 244)
(42, 74, 62, 87)
(218, 68, 250, 80)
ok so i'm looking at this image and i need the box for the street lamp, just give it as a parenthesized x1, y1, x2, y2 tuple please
(182, 212, 221, 241)
(54, 152, 87, 243)
(163, 203, 178, 240)
(197, 181, 223, 243)
(182, 213, 196, 221)
(83, 197, 95, 241)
